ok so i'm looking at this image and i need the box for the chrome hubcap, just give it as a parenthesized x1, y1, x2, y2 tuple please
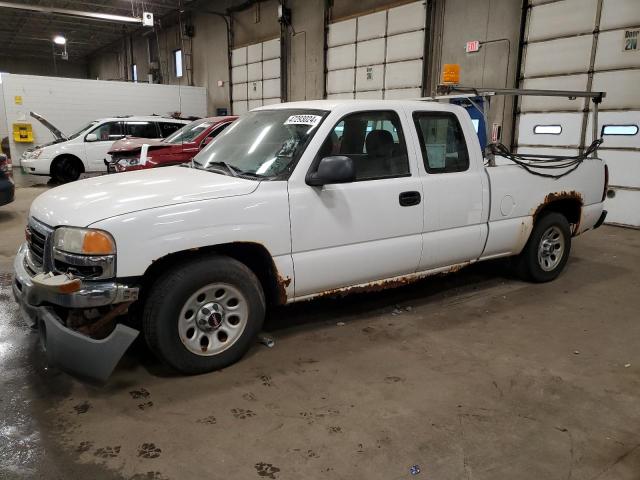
(178, 283, 248, 356)
(537, 226, 565, 272)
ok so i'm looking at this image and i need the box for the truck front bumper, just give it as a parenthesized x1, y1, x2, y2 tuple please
(12, 243, 140, 381)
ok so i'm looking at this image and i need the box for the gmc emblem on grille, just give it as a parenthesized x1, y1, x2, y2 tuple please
(25, 227, 32, 242)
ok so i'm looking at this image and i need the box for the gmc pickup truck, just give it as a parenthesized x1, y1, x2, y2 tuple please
(12, 99, 608, 380)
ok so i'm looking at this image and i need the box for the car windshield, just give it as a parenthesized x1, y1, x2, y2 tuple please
(165, 119, 213, 144)
(191, 109, 327, 179)
(67, 121, 98, 140)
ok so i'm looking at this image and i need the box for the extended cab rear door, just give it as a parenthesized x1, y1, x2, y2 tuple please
(288, 107, 424, 298)
(404, 105, 488, 269)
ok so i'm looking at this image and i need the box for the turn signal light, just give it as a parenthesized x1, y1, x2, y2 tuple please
(82, 231, 116, 255)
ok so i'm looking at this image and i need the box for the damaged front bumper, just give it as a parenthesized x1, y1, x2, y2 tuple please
(12, 243, 140, 381)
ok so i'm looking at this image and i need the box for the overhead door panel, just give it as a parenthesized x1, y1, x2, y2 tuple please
(521, 74, 588, 111)
(517, 0, 640, 226)
(592, 70, 640, 110)
(325, 1, 426, 100)
(599, 0, 640, 30)
(231, 38, 281, 114)
(523, 36, 593, 77)
(526, 0, 597, 42)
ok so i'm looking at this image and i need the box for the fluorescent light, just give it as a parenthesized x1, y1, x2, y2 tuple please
(53, 35, 66, 45)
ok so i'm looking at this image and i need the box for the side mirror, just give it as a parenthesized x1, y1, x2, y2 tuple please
(306, 156, 356, 187)
(85, 133, 98, 142)
(200, 136, 213, 149)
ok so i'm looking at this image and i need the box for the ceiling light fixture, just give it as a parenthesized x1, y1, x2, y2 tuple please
(53, 35, 66, 45)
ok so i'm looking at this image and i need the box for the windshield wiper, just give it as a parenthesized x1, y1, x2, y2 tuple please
(206, 161, 240, 177)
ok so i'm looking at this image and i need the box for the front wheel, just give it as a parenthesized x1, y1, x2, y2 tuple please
(514, 212, 572, 282)
(51, 156, 83, 183)
(143, 255, 266, 374)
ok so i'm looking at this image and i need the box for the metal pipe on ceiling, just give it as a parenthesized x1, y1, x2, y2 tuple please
(0, 1, 142, 24)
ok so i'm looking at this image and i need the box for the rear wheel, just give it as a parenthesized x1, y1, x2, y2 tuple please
(51, 156, 83, 183)
(514, 212, 571, 282)
(143, 255, 266, 374)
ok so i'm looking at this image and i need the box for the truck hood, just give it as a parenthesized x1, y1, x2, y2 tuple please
(109, 137, 166, 154)
(30, 166, 260, 227)
(30, 111, 67, 141)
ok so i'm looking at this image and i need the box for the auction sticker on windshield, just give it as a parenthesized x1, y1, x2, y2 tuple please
(284, 115, 322, 127)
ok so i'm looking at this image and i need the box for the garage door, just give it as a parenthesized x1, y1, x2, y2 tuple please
(516, 0, 640, 227)
(231, 38, 281, 115)
(325, 1, 426, 100)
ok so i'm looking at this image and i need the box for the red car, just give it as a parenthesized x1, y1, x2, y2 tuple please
(107, 116, 237, 173)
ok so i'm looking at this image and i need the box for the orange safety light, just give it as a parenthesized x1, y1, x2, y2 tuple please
(442, 64, 461, 85)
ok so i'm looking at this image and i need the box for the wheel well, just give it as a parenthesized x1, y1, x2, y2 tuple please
(141, 242, 287, 307)
(533, 197, 582, 233)
(50, 154, 85, 174)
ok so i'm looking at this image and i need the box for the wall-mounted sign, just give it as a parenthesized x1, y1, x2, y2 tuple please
(465, 40, 480, 53)
(14, 95, 22, 105)
(624, 29, 638, 51)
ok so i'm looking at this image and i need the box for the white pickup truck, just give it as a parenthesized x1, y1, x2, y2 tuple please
(12, 99, 608, 380)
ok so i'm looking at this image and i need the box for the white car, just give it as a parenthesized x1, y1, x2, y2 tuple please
(12, 99, 608, 380)
(20, 112, 189, 182)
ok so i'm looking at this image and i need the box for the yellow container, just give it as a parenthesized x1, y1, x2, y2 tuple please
(13, 122, 33, 143)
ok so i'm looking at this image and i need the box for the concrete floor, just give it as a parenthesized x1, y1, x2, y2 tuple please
(1, 174, 639, 480)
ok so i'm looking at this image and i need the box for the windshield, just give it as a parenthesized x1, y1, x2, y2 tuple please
(191, 109, 327, 179)
(165, 119, 213, 144)
(67, 121, 98, 140)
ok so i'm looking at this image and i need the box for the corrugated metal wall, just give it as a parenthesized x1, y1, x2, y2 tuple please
(517, 0, 640, 227)
(325, 1, 427, 100)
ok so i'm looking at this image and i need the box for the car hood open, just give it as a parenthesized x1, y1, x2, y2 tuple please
(30, 166, 260, 227)
(30, 111, 67, 141)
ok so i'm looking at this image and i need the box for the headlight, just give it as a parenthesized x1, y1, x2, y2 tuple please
(53, 227, 116, 255)
(23, 149, 42, 160)
(118, 157, 139, 167)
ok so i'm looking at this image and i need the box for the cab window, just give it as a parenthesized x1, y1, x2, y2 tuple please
(413, 112, 469, 173)
(158, 122, 186, 138)
(125, 121, 159, 138)
(316, 110, 409, 181)
(89, 122, 124, 142)
(201, 122, 232, 147)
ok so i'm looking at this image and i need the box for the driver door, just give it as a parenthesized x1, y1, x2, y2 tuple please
(288, 109, 424, 298)
(84, 121, 124, 172)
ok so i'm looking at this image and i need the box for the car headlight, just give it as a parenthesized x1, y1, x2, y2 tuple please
(52, 228, 116, 279)
(118, 157, 139, 167)
(23, 149, 42, 160)
(53, 227, 116, 255)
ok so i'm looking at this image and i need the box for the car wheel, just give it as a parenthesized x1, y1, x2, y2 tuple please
(51, 156, 83, 183)
(514, 212, 572, 282)
(143, 255, 266, 374)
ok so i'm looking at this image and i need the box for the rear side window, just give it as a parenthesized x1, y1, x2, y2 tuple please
(125, 121, 159, 138)
(89, 121, 123, 141)
(316, 110, 409, 181)
(413, 112, 469, 173)
(159, 122, 186, 138)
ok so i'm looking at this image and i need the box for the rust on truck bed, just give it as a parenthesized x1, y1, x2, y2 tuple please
(531, 190, 584, 235)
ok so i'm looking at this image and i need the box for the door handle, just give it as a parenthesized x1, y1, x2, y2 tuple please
(399, 191, 421, 207)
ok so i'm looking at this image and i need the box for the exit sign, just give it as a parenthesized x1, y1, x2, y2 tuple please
(465, 40, 480, 53)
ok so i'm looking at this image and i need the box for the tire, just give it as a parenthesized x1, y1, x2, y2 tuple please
(514, 212, 572, 283)
(142, 255, 266, 374)
(51, 156, 83, 183)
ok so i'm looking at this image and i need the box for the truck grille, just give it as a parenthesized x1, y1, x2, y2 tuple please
(26, 218, 53, 272)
